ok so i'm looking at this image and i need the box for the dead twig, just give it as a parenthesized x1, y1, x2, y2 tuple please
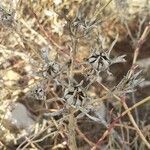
(91, 83, 150, 150)
(128, 22, 150, 78)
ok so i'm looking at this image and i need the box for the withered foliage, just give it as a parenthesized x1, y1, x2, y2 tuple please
(0, 0, 150, 150)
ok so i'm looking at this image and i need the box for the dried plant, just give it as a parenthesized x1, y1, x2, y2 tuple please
(0, 1, 150, 150)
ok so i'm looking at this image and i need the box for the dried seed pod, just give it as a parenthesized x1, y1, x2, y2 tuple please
(87, 50, 111, 72)
(86, 47, 126, 76)
(36, 61, 61, 78)
(31, 84, 46, 100)
(47, 61, 60, 77)
(63, 84, 87, 107)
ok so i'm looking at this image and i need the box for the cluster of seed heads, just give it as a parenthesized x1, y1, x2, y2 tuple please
(28, 13, 140, 116)
(32, 41, 126, 108)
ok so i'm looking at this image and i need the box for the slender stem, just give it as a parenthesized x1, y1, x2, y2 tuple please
(92, 83, 150, 149)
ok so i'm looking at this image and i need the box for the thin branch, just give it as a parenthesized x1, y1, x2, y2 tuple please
(128, 22, 150, 78)
(76, 126, 96, 147)
(91, 95, 150, 149)
(68, 108, 78, 150)
(91, 83, 150, 149)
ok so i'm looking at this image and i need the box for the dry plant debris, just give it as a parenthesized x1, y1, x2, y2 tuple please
(0, 0, 150, 149)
